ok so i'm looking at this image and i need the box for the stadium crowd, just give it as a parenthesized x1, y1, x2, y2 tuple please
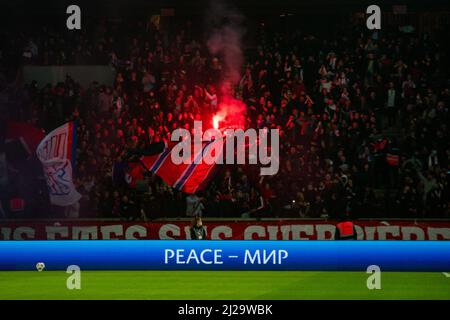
(1, 16, 449, 220)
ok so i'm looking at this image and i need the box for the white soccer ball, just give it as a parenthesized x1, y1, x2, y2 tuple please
(36, 262, 45, 272)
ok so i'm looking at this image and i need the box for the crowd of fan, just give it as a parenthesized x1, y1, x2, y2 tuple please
(2, 17, 449, 220)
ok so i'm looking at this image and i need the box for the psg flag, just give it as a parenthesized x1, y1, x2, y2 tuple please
(36, 122, 81, 206)
(123, 139, 222, 194)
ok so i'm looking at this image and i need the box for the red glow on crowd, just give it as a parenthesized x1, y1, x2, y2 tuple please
(212, 97, 247, 131)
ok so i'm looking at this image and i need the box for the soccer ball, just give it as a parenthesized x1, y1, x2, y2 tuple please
(36, 262, 45, 272)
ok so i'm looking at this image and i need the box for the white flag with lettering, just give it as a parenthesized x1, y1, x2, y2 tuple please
(36, 122, 81, 206)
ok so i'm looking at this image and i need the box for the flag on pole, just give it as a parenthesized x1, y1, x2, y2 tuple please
(36, 122, 81, 206)
(124, 139, 222, 194)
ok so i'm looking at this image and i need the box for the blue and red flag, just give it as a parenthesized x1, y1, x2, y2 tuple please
(125, 139, 222, 194)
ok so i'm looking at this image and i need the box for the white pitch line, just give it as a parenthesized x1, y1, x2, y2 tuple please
(443, 272, 450, 277)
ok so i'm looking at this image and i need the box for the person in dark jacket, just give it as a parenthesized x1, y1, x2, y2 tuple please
(190, 216, 207, 240)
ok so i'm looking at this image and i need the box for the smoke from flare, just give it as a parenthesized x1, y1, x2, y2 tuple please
(207, 1, 247, 131)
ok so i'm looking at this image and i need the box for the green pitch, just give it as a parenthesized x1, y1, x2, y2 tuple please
(0, 271, 449, 300)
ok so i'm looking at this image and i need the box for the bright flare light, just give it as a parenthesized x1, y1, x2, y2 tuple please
(212, 114, 224, 130)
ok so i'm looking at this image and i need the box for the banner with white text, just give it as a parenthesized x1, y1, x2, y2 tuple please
(0, 220, 449, 240)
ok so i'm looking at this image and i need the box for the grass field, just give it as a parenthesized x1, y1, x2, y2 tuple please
(0, 271, 449, 299)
